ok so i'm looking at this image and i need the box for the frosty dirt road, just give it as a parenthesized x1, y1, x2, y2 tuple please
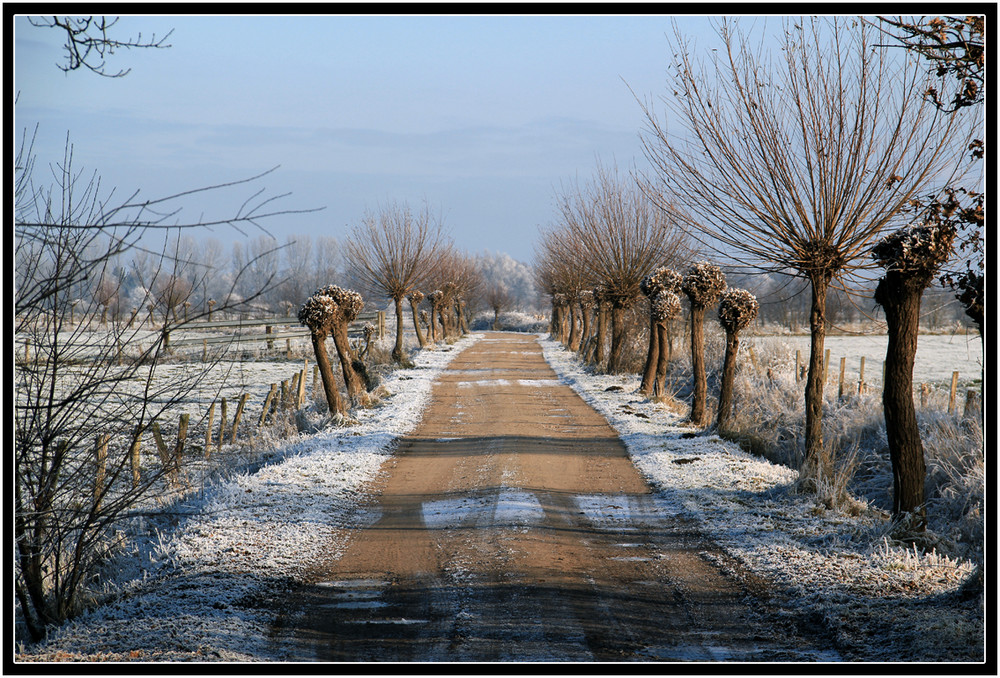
(273, 333, 835, 662)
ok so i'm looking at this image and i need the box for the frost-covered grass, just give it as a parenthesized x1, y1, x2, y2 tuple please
(14, 334, 482, 662)
(539, 335, 985, 663)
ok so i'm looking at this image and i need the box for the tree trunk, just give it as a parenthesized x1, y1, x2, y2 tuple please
(689, 304, 708, 425)
(579, 303, 592, 355)
(876, 272, 928, 531)
(429, 302, 439, 343)
(653, 321, 671, 398)
(568, 303, 581, 350)
(410, 299, 427, 348)
(607, 304, 629, 374)
(392, 296, 406, 363)
(330, 321, 369, 407)
(716, 330, 739, 430)
(310, 332, 343, 414)
(594, 305, 608, 367)
(800, 273, 831, 490)
(639, 312, 659, 395)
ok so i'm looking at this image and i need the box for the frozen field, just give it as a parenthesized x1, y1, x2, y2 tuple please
(747, 333, 984, 386)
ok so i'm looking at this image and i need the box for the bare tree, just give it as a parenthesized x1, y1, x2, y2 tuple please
(346, 202, 447, 365)
(27, 15, 173, 78)
(485, 283, 514, 330)
(638, 17, 972, 486)
(14, 128, 319, 641)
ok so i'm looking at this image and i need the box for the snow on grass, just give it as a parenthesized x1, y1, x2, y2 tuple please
(17, 334, 483, 663)
(538, 335, 983, 662)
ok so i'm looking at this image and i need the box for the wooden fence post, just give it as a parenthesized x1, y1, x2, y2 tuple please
(280, 379, 290, 410)
(312, 366, 319, 400)
(948, 371, 959, 414)
(259, 384, 277, 427)
(204, 402, 216, 458)
(266, 325, 274, 351)
(218, 397, 228, 451)
(838, 357, 847, 400)
(150, 422, 175, 487)
(920, 383, 930, 409)
(286, 338, 292, 359)
(795, 350, 802, 382)
(231, 393, 248, 442)
(130, 427, 142, 489)
(964, 390, 980, 419)
(174, 414, 190, 483)
(858, 356, 866, 395)
(298, 366, 308, 408)
(94, 433, 110, 509)
(288, 374, 300, 409)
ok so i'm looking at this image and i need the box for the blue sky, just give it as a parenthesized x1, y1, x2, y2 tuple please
(14, 13, 729, 263)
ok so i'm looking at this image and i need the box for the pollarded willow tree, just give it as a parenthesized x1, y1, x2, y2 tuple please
(638, 16, 973, 488)
(716, 288, 760, 431)
(345, 202, 448, 366)
(872, 221, 957, 531)
(554, 162, 689, 374)
(298, 291, 345, 415)
(639, 267, 683, 396)
(681, 262, 727, 425)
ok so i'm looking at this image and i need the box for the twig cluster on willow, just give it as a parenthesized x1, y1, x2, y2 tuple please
(407, 290, 427, 348)
(681, 262, 727, 425)
(298, 285, 369, 414)
(873, 221, 958, 532)
(716, 288, 759, 430)
(637, 16, 974, 489)
(639, 267, 682, 396)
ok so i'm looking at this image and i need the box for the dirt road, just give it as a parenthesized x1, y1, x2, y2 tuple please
(274, 333, 837, 662)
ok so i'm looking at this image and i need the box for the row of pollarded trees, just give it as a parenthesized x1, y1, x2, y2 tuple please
(535, 162, 692, 375)
(300, 202, 482, 415)
(635, 17, 981, 535)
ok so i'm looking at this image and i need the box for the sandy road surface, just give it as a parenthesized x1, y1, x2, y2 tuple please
(274, 333, 837, 662)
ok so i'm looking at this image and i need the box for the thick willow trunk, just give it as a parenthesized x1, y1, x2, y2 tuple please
(410, 299, 426, 348)
(330, 321, 369, 407)
(568, 303, 581, 351)
(310, 331, 343, 414)
(639, 312, 658, 395)
(579, 303, 592, 355)
(800, 273, 831, 490)
(607, 304, 628, 374)
(392, 296, 406, 363)
(594, 306, 608, 367)
(716, 330, 739, 430)
(876, 272, 928, 530)
(689, 304, 708, 425)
